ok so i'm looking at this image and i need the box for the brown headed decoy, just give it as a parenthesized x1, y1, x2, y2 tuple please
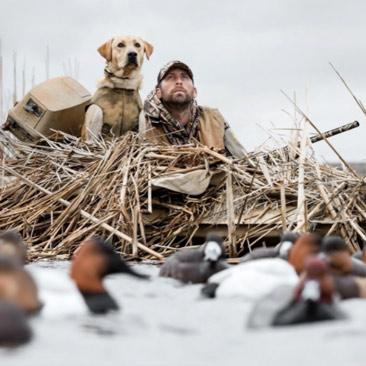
(70, 236, 148, 314)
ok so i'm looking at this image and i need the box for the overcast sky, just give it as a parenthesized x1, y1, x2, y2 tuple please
(1, 0, 366, 162)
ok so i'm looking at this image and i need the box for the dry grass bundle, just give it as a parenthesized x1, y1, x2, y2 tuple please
(0, 129, 365, 262)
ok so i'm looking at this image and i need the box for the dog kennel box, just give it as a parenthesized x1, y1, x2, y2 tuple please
(3, 76, 91, 142)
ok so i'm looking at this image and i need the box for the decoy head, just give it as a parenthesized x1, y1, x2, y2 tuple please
(321, 236, 352, 274)
(278, 232, 300, 259)
(203, 234, 225, 262)
(321, 236, 348, 254)
(70, 236, 149, 314)
(288, 233, 322, 274)
(297, 257, 334, 304)
(71, 236, 149, 293)
(305, 256, 328, 280)
(0, 230, 27, 265)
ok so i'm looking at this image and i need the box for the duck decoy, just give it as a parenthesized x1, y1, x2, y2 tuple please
(0, 300, 32, 347)
(321, 235, 366, 276)
(272, 257, 344, 326)
(159, 234, 228, 284)
(321, 235, 366, 299)
(0, 256, 42, 315)
(202, 257, 298, 299)
(70, 236, 148, 314)
(202, 232, 322, 299)
(240, 232, 299, 263)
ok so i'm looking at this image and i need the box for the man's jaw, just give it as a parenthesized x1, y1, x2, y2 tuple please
(162, 98, 193, 112)
(172, 91, 188, 102)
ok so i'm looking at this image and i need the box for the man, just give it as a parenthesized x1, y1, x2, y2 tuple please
(140, 60, 246, 158)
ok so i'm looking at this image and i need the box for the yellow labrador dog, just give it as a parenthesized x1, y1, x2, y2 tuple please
(82, 35, 153, 141)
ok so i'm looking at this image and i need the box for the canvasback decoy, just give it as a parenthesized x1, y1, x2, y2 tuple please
(70, 236, 149, 314)
(240, 232, 299, 263)
(159, 234, 228, 284)
(272, 257, 344, 326)
(0, 300, 32, 347)
(202, 232, 320, 299)
(0, 256, 42, 315)
(0, 230, 27, 265)
(202, 257, 298, 300)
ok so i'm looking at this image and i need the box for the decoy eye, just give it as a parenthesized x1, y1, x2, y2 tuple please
(117, 42, 125, 48)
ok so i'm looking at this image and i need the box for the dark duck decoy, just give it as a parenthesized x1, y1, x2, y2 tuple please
(272, 257, 344, 326)
(70, 236, 148, 314)
(0, 301, 32, 347)
(159, 234, 228, 284)
(240, 232, 299, 263)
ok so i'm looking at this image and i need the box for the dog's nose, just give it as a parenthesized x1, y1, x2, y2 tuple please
(128, 52, 137, 59)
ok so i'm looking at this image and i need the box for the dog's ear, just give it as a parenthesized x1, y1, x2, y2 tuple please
(97, 39, 113, 62)
(143, 40, 154, 60)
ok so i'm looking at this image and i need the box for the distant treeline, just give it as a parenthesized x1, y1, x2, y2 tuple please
(328, 162, 366, 176)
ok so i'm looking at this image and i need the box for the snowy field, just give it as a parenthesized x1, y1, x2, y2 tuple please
(1, 261, 366, 366)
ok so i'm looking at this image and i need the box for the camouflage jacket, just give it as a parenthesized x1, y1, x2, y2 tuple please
(140, 90, 247, 158)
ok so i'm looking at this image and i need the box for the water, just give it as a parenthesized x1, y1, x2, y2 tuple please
(1, 262, 366, 366)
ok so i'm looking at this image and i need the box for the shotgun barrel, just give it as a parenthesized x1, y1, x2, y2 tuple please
(310, 121, 359, 144)
(257, 121, 360, 160)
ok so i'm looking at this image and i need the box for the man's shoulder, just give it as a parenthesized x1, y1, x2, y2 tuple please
(199, 105, 221, 114)
(199, 106, 228, 128)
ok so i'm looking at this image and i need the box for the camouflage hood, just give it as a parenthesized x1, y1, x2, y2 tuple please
(143, 89, 201, 145)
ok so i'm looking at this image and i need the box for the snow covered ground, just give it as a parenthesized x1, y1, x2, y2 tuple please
(1, 261, 366, 366)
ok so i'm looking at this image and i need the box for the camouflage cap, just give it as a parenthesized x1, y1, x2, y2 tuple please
(157, 60, 194, 84)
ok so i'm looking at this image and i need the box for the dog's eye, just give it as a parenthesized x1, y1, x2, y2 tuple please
(117, 42, 125, 48)
(134, 42, 141, 48)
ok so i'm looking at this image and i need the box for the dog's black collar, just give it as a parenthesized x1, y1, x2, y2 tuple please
(104, 67, 130, 80)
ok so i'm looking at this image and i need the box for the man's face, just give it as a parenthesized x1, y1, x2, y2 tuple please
(156, 68, 197, 105)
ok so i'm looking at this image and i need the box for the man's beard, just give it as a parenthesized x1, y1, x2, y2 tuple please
(161, 93, 194, 111)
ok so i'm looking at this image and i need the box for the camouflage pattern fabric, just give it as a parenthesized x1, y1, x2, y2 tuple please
(143, 90, 201, 145)
(156, 60, 194, 84)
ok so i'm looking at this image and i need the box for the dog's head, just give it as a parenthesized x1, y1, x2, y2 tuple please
(98, 36, 154, 78)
